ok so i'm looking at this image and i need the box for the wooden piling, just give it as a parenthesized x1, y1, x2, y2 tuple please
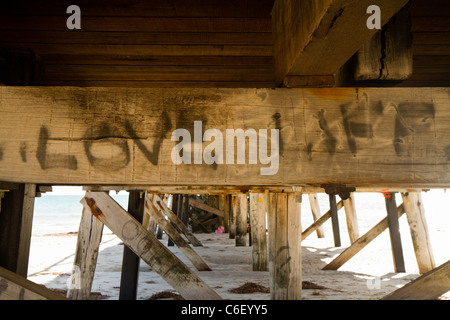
(384, 192, 406, 273)
(268, 192, 302, 300)
(308, 194, 325, 238)
(119, 191, 145, 300)
(329, 194, 341, 247)
(229, 195, 237, 239)
(67, 204, 104, 300)
(401, 192, 435, 274)
(343, 193, 360, 243)
(0, 183, 36, 277)
(236, 193, 248, 246)
(249, 192, 268, 271)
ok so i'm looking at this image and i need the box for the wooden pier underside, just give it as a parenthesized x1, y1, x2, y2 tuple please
(0, 0, 449, 302)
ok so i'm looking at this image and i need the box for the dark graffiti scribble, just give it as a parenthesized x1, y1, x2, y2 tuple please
(19, 142, 27, 162)
(36, 126, 78, 170)
(124, 110, 172, 166)
(317, 109, 337, 155)
(272, 112, 283, 156)
(83, 122, 131, 172)
(393, 102, 435, 156)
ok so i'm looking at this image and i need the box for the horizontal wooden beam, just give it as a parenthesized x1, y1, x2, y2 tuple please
(1, 87, 450, 188)
(188, 198, 224, 217)
(272, 0, 410, 85)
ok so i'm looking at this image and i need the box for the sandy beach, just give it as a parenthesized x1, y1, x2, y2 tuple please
(26, 191, 450, 300)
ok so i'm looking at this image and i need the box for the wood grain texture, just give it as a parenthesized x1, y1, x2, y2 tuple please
(249, 192, 268, 271)
(382, 259, 450, 300)
(0, 265, 67, 300)
(1, 87, 450, 188)
(67, 206, 104, 300)
(323, 203, 405, 271)
(401, 192, 435, 274)
(81, 192, 221, 300)
(272, 0, 410, 84)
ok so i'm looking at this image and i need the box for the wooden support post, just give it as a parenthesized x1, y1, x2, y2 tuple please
(268, 192, 302, 300)
(167, 194, 177, 247)
(401, 192, 435, 274)
(218, 194, 224, 228)
(323, 203, 405, 270)
(223, 194, 230, 233)
(81, 192, 221, 300)
(329, 194, 341, 247)
(308, 194, 325, 238)
(0, 265, 67, 300)
(181, 194, 190, 226)
(0, 183, 36, 277)
(153, 194, 203, 247)
(301, 200, 344, 240)
(145, 196, 211, 271)
(235, 193, 248, 247)
(67, 202, 104, 300)
(385, 192, 406, 273)
(229, 195, 237, 239)
(343, 193, 360, 243)
(382, 260, 450, 300)
(249, 192, 268, 271)
(119, 191, 145, 300)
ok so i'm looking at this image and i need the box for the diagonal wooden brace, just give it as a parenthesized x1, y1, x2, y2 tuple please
(152, 194, 203, 247)
(145, 196, 211, 271)
(80, 191, 221, 300)
(323, 203, 405, 270)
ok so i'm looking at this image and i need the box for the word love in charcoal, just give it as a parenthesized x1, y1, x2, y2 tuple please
(171, 121, 280, 175)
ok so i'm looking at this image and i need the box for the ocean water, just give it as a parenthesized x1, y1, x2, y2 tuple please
(31, 188, 450, 242)
(32, 193, 129, 235)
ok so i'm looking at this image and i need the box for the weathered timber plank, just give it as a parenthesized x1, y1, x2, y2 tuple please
(401, 192, 435, 274)
(382, 259, 450, 300)
(343, 193, 360, 243)
(0, 16, 272, 32)
(188, 198, 224, 218)
(0, 184, 36, 277)
(323, 203, 405, 270)
(235, 193, 248, 247)
(145, 196, 211, 271)
(67, 206, 104, 300)
(354, 4, 413, 81)
(153, 195, 203, 247)
(0, 0, 275, 18)
(80, 192, 221, 300)
(268, 192, 302, 300)
(308, 194, 325, 238)
(302, 200, 344, 241)
(0, 265, 67, 300)
(385, 193, 406, 273)
(0, 87, 450, 188)
(272, 0, 410, 84)
(249, 192, 268, 271)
